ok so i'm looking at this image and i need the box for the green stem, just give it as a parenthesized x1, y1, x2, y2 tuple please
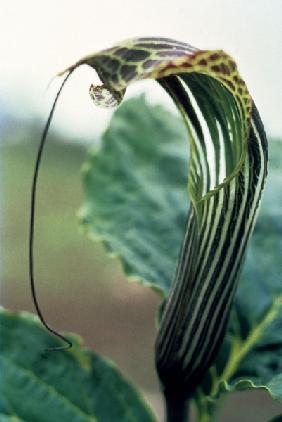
(194, 294, 282, 421)
(211, 293, 282, 396)
(165, 395, 189, 422)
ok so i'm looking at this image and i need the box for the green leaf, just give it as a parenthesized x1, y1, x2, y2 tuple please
(267, 374, 282, 402)
(80, 95, 188, 294)
(0, 308, 156, 422)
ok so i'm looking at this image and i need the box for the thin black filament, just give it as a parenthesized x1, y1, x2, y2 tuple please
(29, 69, 75, 351)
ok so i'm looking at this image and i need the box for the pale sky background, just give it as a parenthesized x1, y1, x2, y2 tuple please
(1, 0, 282, 141)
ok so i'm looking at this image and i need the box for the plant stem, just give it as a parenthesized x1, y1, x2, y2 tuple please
(212, 293, 282, 395)
(165, 395, 189, 422)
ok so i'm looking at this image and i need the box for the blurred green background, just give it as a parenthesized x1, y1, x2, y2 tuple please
(1, 114, 282, 420)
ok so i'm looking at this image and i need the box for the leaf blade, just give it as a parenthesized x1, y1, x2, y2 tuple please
(80, 95, 189, 293)
(0, 308, 156, 422)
